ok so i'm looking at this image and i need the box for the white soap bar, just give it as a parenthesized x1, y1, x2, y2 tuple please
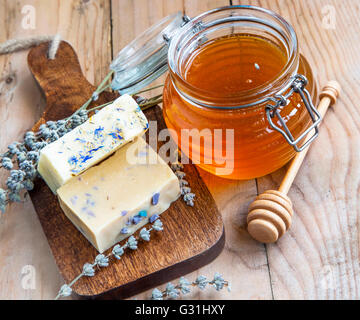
(57, 138, 181, 253)
(38, 94, 148, 193)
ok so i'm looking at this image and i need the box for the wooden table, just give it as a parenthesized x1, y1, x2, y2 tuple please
(0, 0, 359, 300)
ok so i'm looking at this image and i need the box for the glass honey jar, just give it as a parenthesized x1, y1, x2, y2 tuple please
(111, 6, 320, 180)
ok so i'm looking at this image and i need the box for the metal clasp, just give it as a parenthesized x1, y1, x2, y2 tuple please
(163, 15, 191, 44)
(266, 74, 321, 152)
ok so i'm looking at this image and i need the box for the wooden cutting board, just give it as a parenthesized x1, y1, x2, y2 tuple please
(27, 41, 224, 299)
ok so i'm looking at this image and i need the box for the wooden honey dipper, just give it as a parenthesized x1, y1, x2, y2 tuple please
(247, 81, 341, 243)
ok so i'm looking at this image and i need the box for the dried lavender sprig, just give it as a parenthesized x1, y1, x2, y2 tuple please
(84, 83, 162, 115)
(84, 101, 113, 113)
(132, 84, 164, 95)
(64, 70, 114, 121)
(54, 217, 164, 300)
(151, 273, 230, 300)
(171, 151, 195, 207)
(140, 99, 163, 111)
(0, 83, 163, 214)
(0, 116, 89, 213)
(85, 92, 163, 114)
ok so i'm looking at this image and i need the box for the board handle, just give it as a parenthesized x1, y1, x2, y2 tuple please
(28, 41, 118, 131)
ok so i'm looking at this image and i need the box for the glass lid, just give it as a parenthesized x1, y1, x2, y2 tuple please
(110, 12, 190, 95)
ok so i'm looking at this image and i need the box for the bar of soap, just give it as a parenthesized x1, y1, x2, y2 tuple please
(38, 94, 148, 193)
(57, 138, 181, 253)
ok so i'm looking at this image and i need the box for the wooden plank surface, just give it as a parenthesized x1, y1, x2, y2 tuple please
(26, 40, 224, 299)
(0, 0, 112, 300)
(233, 0, 360, 299)
(178, 0, 272, 300)
(0, 0, 359, 300)
(110, 0, 272, 300)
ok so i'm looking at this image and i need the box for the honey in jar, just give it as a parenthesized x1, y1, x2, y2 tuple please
(184, 34, 287, 95)
(111, 6, 319, 180)
(163, 6, 318, 180)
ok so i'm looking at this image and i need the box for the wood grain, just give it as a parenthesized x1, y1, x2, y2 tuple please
(110, 0, 273, 300)
(1, 0, 360, 300)
(27, 41, 224, 298)
(0, 0, 112, 300)
(247, 83, 340, 244)
(181, 0, 273, 300)
(111, 0, 184, 102)
(233, 0, 360, 299)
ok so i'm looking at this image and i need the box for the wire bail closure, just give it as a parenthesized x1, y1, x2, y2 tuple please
(266, 74, 321, 152)
(110, 12, 191, 95)
(163, 15, 191, 44)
